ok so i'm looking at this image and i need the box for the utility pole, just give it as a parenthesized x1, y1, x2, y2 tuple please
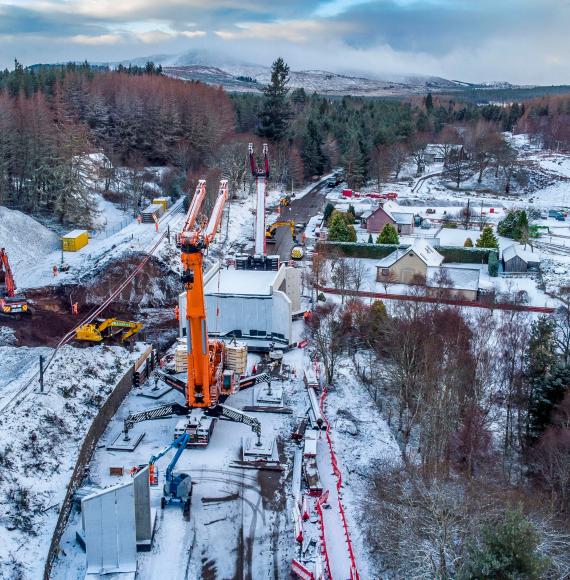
(39, 355, 44, 393)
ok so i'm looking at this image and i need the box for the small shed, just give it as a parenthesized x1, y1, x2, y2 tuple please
(62, 229, 89, 252)
(141, 203, 165, 223)
(502, 244, 541, 273)
(152, 197, 169, 212)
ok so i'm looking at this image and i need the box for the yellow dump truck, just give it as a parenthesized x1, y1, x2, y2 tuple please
(62, 230, 89, 252)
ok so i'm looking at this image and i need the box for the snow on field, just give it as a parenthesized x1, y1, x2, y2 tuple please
(0, 343, 146, 580)
(0, 345, 52, 397)
(0, 206, 60, 273)
(0, 198, 185, 291)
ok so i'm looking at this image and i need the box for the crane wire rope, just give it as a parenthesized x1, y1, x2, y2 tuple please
(0, 199, 185, 416)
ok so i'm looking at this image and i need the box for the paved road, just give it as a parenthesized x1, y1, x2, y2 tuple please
(272, 179, 330, 261)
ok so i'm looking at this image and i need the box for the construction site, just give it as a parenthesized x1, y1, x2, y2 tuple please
(0, 144, 369, 580)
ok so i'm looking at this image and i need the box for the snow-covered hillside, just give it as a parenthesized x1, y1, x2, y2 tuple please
(0, 343, 147, 580)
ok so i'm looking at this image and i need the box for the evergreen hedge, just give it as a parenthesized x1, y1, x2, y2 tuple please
(321, 241, 498, 264)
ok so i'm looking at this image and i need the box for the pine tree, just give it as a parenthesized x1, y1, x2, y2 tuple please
(376, 223, 399, 244)
(527, 364, 570, 440)
(301, 119, 325, 178)
(323, 202, 335, 224)
(327, 211, 357, 242)
(343, 132, 368, 189)
(476, 226, 499, 249)
(425, 92, 434, 112)
(464, 237, 474, 247)
(368, 233, 373, 243)
(525, 316, 558, 440)
(461, 508, 548, 579)
(258, 57, 291, 142)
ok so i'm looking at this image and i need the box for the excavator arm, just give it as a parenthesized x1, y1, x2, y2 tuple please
(0, 248, 15, 297)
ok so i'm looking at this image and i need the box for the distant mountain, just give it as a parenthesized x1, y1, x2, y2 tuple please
(86, 51, 521, 97)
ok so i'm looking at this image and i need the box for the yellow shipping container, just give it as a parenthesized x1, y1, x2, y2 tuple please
(62, 229, 89, 252)
(152, 197, 168, 212)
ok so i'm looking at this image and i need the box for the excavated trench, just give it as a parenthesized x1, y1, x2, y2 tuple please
(0, 254, 181, 349)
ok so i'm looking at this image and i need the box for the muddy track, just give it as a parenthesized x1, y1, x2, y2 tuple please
(2, 255, 180, 348)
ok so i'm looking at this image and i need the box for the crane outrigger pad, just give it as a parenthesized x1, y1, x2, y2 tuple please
(242, 435, 276, 460)
(255, 383, 284, 406)
(107, 431, 145, 452)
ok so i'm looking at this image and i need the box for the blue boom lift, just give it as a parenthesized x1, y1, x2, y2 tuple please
(146, 432, 193, 518)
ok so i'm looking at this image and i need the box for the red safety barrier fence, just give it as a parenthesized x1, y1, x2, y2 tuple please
(317, 286, 555, 314)
(292, 559, 314, 580)
(319, 387, 361, 580)
(315, 490, 332, 579)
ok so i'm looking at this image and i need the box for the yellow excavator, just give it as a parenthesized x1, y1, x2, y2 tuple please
(75, 318, 143, 342)
(265, 220, 295, 243)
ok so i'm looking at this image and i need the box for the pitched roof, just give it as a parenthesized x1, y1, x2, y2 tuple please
(377, 239, 443, 269)
(502, 243, 540, 263)
(426, 266, 480, 291)
(375, 202, 414, 225)
(408, 239, 444, 266)
(377, 248, 407, 268)
(391, 212, 414, 225)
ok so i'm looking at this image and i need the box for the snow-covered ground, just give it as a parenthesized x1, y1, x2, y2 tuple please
(0, 343, 147, 580)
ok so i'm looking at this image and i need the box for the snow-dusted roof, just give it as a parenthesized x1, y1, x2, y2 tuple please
(379, 202, 414, 225)
(409, 239, 444, 266)
(424, 143, 462, 155)
(63, 229, 88, 239)
(502, 244, 540, 264)
(391, 212, 414, 225)
(361, 210, 374, 219)
(204, 268, 279, 296)
(424, 144, 445, 155)
(426, 266, 480, 291)
(377, 239, 443, 269)
(377, 248, 407, 268)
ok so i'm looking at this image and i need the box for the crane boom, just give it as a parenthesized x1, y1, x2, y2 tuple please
(204, 180, 228, 243)
(181, 179, 207, 236)
(176, 180, 228, 409)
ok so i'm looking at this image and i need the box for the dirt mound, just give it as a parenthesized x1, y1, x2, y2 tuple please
(3, 255, 180, 347)
(77, 253, 180, 307)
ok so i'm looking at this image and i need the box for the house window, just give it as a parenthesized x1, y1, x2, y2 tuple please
(381, 268, 390, 276)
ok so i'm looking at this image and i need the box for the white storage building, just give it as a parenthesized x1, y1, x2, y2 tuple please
(178, 263, 301, 350)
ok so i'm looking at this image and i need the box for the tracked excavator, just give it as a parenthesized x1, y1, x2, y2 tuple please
(75, 318, 142, 342)
(0, 248, 29, 317)
(265, 220, 296, 244)
(122, 180, 272, 446)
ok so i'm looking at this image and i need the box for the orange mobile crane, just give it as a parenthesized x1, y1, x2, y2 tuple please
(177, 178, 227, 408)
(121, 180, 271, 447)
(0, 248, 29, 317)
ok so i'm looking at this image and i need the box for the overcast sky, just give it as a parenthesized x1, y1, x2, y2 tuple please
(1, 0, 569, 84)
